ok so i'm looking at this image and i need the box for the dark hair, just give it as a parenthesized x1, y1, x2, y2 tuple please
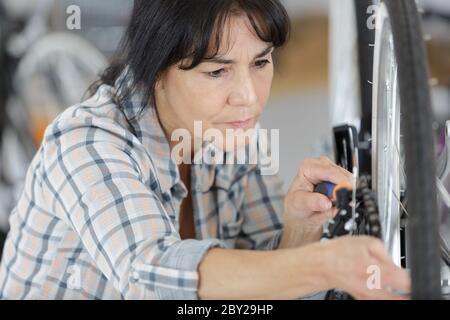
(94, 0, 291, 122)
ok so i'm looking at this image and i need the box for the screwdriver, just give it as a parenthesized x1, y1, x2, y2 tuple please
(314, 181, 353, 205)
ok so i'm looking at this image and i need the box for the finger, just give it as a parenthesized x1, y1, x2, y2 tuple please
(381, 266, 411, 295)
(311, 207, 338, 221)
(317, 156, 339, 167)
(358, 287, 410, 300)
(317, 156, 355, 176)
(303, 161, 354, 186)
(291, 159, 354, 193)
(291, 190, 332, 212)
(289, 158, 330, 193)
(367, 239, 398, 265)
(350, 270, 409, 300)
(331, 207, 338, 217)
(307, 209, 336, 225)
(288, 170, 314, 193)
(344, 276, 408, 300)
(366, 240, 411, 294)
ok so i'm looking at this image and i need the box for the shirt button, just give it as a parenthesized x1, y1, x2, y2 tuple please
(131, 272, 139, 283)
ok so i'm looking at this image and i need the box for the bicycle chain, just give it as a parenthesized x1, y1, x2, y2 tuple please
(321, 175, 382, 240)
(323, 175, 383, 300)
(358, 175, 382, 239)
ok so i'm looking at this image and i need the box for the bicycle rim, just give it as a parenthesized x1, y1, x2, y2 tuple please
(372, 0, 441, 299)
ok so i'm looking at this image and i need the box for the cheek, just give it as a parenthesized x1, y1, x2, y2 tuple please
(166, 77, 229, 141)
(167, 74, 225, 119)
(255, 70, 274, 106)
(189, 89, 228, 124)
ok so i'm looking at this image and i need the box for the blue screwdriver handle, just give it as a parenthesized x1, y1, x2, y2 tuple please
(314, 181, 336, 199)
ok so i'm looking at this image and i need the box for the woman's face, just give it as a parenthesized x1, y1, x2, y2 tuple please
(155, 15, 274, 154)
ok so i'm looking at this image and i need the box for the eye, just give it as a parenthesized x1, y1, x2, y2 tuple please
(254, 59, 271, 69)
(206, 68, 226, 78)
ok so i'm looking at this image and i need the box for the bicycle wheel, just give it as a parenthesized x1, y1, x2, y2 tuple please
(329, 0, 375, 175)
(0, 32, 107, 235)
(372, 0, 441, 299)
(14, 32, 107, 147)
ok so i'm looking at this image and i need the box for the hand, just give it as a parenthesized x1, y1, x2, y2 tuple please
(283, 156, 354, 232)
(321, 236, 411, 299)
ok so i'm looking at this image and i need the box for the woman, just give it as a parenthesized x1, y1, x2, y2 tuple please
(0, 0, 409, 299)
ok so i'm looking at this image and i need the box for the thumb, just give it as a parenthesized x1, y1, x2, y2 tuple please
(291, 190, 333, 212)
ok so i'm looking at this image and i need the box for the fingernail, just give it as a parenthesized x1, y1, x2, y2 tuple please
(320, 199, 332, 210)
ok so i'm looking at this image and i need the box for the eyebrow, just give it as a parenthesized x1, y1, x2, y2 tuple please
(203, 45, 274, 65)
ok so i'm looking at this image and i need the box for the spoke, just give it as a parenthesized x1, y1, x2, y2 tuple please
(349, 169, 358, 235)
(436, 178, 450, 209)
(392, 189, 409, 217)
(394, 138, 407, 183)
(441, 234, 450, 253)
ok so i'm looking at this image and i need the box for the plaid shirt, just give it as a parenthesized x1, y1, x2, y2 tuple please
(0, 79, 284, 300)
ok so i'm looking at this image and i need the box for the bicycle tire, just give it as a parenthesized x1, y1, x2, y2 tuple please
(375, 0, 441, 299)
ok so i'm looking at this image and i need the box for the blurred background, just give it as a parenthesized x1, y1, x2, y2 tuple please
(0, 0, 449, 254)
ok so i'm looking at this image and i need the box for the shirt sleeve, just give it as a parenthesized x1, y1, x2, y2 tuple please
(235, 167, 285, 251)
(44, 117, 227, 299)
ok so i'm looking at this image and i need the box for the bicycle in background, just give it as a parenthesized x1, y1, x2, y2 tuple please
(0, 0, 109, 257)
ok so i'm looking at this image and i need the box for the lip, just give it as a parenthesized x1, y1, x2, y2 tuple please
(221, 117, 254, 129)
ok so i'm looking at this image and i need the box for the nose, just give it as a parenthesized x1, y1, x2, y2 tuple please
(228, 70, 258, 107)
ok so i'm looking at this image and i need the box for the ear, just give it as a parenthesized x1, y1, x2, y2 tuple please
(155, 77, 164, 91)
